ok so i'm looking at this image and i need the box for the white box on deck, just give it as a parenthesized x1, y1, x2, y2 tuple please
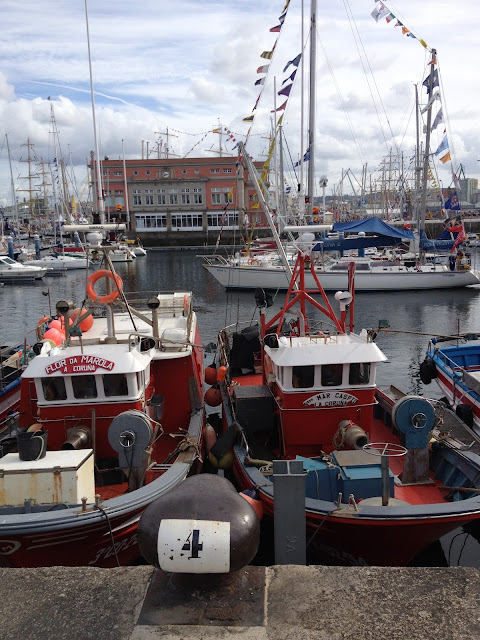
(0, 449, 95, 507)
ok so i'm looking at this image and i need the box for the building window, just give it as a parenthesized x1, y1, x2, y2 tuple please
(207, 212, 238, 228)
(212, 193, 221, 205)
(133, 189, 141, 194)
(210, 168, 220, 174)
(133, 195, 142, 206)
(170, 193, 178, 205)
(171, 213, 202, 229)
(133, 171, 138, 176)
(114, 190, 123, 195)
(145, 195, 154, 205)
(194, 169, 199, 174)
(223, 168, 232, 173)
(181, 188, 191, 205)
(102, 170, 109, 177)
(193, 188, 203, 204)
(135, 214, 167, 230)
(146, 170, 151, 175)
(113, 171, 122, 176)
(144, 189, 153, 193)
(182, 169, 187, 174)
(157, 193, 166, 205)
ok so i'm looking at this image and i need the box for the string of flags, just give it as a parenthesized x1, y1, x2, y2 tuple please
(242, 0, 291, 125)
(371, 1, 428, 50)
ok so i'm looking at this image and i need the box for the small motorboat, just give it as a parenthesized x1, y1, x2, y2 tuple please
(0, 256, 46, 283)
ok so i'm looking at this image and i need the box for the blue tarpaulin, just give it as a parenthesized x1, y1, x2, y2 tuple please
(332, 217, 415, 240)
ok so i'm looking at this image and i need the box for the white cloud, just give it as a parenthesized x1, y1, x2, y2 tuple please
(1, 0, 480, 207)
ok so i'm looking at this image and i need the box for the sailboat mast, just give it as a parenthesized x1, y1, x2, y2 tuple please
(419, 49, 437, 254)
(5, 134, 18, 229)
(307, 0, 316, 219)
(84, 0, 105, 223)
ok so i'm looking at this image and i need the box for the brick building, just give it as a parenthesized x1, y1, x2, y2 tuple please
(89, 155, 267, 245)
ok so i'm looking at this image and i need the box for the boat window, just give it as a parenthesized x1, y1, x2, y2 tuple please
(321, 364, 343, 387)
(103, 373, 129, 397)
(41, 377, 67, 401)
(349, 362, 371, 385)
(72, 375, 98, 399)
(292, 365, 315, 388)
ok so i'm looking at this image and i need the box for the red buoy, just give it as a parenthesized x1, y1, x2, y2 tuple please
(205, 385, 222, 407)
(205, 364, 218, 386)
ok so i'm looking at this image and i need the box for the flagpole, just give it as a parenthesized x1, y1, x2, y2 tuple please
(419, 48, 437, 260)
(84, 0, 105, 223)
(307, 0, 317, 220)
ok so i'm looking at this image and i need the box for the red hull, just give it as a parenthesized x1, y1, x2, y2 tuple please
(231, 457, 477, 566)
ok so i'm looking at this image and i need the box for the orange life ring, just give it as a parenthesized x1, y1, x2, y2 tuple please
(86, 270, 123, 304)
(247, 258, 260, 266)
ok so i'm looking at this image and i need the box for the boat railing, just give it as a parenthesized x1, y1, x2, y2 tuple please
(200, 255, 231, 266)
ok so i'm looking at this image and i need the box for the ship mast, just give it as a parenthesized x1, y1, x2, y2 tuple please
(418, 49, 437, 260)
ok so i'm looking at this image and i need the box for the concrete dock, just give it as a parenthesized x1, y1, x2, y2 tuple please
(1, 565, 480, 640)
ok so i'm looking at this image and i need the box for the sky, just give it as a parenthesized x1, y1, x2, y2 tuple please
(1, 0, 480, 209)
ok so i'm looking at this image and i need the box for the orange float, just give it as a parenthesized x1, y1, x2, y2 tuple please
(86, 270, 123, 304)
(70, 308, 94, 332)
(43, 328, 64, 346)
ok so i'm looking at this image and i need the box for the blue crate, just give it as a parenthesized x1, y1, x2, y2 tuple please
(331, 451, 394, 501)
(295, 456, 339, 501)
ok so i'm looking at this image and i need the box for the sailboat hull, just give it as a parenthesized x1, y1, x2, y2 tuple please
(204, 263, 480, 291)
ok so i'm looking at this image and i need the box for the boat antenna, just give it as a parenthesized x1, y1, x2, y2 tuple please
(84, 0, 105, 224)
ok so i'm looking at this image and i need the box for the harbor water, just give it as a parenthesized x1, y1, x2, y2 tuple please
(2, 248, 480, 567)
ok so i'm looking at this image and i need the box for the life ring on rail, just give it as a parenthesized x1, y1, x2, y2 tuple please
(86, 270, 123, 304)
(247, 258, 260, 266)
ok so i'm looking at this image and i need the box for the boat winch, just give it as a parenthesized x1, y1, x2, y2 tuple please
(391, 395, 436, 486)
(108, 410, 153, 490)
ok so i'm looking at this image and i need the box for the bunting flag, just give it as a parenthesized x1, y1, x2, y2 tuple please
(430, 108, 444, 132)
(261, 49, 275, 60)
(243, 115, 254, 122)
(371, 4, 390, 22)
(212, 128, 221, 133)
(282, 69, 297, 85)
(372, 6, 428, 49)
(434, 134, 448, 156)
(270, 25, 281, 32)
(421, 91, 440, 114)
(422, 69, 439, 94)
(440, 151, 451, 164)
(271, 100, 287, 112)
(294, 147, 311, 167)
(257, 64, 269, 74)
(283, 53, 301, 72)
(255, 77, 266, 86)
(278, 83, 293, 97)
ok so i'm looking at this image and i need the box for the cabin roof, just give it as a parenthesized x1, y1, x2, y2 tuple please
(265, 332, 387, 367)
(22, 343, 151, 378)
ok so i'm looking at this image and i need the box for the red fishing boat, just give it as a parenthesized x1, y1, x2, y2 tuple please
(0, 230, 205, 567)
(212, 239, 480, 566)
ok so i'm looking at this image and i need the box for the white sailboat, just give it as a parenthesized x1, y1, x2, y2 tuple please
(203, 24, 479, 291)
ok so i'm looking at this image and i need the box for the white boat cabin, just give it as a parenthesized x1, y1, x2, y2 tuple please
(264, 331, 387, 393)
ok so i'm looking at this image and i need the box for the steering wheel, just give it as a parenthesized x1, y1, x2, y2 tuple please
(363, 442, 407, 457)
